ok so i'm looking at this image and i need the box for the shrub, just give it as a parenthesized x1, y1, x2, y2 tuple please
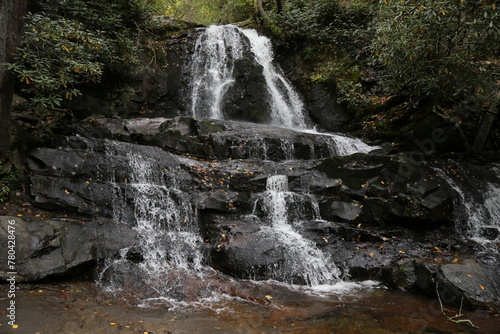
(8, 0, 141, 108)
(370, 0, 499, 109)
(0, 165, 19, 203)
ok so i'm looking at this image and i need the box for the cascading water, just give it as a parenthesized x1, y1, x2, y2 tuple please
(435, 164, 500, 243)
(189, 25, 245, 120)
(240, 29, 307, 129)
(103, 24, 374, 304)
(254, 175, 341, 286)
(99, 141, 210, 303)
(188, 24, 378, 158)
(189, 24, 307, 128)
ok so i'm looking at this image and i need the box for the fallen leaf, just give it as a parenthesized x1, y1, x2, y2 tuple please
(467, 274, 472, 278)
(452, 258, 459, 263)
(265, 295, 273, 299)
(369, 253, 374, 257)
(479, 285, 485, 290)
(109, 323, 116, 326)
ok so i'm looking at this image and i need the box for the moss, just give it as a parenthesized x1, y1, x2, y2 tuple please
(0, 164, 20, 203)
(197, 120, 226, 135)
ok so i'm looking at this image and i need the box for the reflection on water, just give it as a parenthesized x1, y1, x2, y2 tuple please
(10, 280, 498, 334)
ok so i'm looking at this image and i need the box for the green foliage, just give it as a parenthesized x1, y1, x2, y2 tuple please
(274, 0, 373, 46)
(140, 0, 255, 25)
(0, 165, 19, 203)
(273, 0, 376, 109)
(8, 0, 141, 108)
(370, 0, 500, 108)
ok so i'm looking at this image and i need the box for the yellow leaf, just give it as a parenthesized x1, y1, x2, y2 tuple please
(221, 234, 226, 238)
(109, 323, 117, 326)
(452, 258, 459, 263)
(265, 295, 273, 299)
(479, 285, 485, 290)
(399, 251, 406, 254)
(322, 238, 328, 243)
(467, 274, 472, 278)
(12, 325, 19, 329)
(369, 253, 374, 257)
(25, 77, 30, 84)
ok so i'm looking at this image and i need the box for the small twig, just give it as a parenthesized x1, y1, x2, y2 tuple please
(436, 282, 479, 329)
(47, 107, 74, 118)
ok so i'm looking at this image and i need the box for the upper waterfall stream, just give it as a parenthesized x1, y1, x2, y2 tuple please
(189, 24, 307, 129)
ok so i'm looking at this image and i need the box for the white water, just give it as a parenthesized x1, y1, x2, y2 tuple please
(189, 25, 307, 128)
(189, 24, 378, 158)
(189, 25, 245, 119)
(101, 142, 208, 300)
(257, 175, 341, 286)
(435, 165, 500, 243)
(240, 29, 307, 129)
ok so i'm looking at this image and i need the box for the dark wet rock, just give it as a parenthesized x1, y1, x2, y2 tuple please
(21, 114, 500, 309)
(0, 215, 136, 282)
(407, 257, 500, 311)
(27, 137, 186, 218)
(222, 57, 270, 123)
(307, 83, 351, 132)
(382, 258, 418, 290)
(73, 117, 345, 161)
(317, 155, 454, 228)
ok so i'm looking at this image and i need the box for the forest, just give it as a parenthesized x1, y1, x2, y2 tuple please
(1, 1, 500, 332)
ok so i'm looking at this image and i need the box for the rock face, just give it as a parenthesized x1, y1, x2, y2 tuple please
(307, 83, 352, 132)
(13, 116, 499, 311)
(0, 215, 136, 282)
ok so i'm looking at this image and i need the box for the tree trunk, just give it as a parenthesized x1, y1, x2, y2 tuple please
(254, 0, 268, 21)
(471, 110, 497, 155)
(275, 0, 283, 13)
(0, 0, 28, 157)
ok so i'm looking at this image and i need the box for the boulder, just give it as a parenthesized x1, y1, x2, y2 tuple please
(307, 83, 352, 132)
(0, 215, 136, 282)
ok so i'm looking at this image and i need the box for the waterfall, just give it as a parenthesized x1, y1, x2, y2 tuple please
(255, 175, 341, 286)
(100, 141, 208, 301)
(189, 24, 307, 129)
(188, 24, 378, 158)
(189, 25, 245, 120)
(435, 164, 500, 243)
(240, 29, 307, 129)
